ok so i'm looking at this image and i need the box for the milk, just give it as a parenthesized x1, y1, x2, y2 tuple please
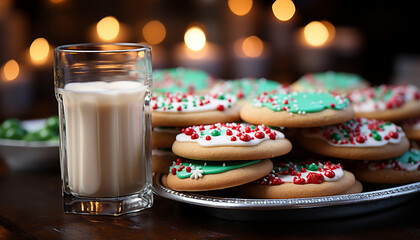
(57, 81, 149, 197)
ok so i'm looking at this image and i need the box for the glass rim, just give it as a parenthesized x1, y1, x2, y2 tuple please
(54, 43, 151, 53)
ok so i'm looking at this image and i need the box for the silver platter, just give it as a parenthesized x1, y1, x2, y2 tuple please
(153, 173, 420, 221)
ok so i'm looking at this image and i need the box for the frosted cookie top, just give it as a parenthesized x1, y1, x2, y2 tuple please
(361, 148, 420, 171)
(151, 92, 236, 112)
(209, 78, 290, 99)
(153, 67, 214, 93)
(348, 84, 420, 112)
(252, 91, 350, 114)
(302, 118, 405, 147)
(295, 71, 366, 92)
(175, 122, 285, 147)
(169, 158, 261, 179)
(258, 159, 344, 185)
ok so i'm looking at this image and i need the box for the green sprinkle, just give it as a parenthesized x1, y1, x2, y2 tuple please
(331, 133, 341, 141)
(211, 129, 221, 136)
(308, 163, 318, 171)
(217, 95, 225, 100)
(373, 133, 382, 141)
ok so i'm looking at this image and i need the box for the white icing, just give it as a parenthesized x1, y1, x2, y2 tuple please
(190, 167, 204, 179)
(302, 118, 405, 147)
(175, 123, 285, 147)
(278, 168, 344, 183)
(152, 93, 237, 112)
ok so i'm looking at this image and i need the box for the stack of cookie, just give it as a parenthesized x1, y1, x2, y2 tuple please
(165, 122, 292, 191)
(151, 92, 241, 173)
(237, 89, 363, 198)
(343, 84, 420, 184)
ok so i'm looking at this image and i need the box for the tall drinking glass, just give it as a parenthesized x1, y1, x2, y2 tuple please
(54, 43, 153, 215)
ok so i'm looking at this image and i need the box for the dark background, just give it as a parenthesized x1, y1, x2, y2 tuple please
(1, 0, 420, 120)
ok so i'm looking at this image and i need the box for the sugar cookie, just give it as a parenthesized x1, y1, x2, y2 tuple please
(166, 158, 273, 191)
(348, 84, 420, 121)
(291, 71, 369, 94)
(240, 91, 354, 127)
(243, 160, 356, 199)
(153, 67, 214, 94)
(152, 148, 176, 173)
(151, 92, 240, 127)
(401, 116, 420, 141)
(172, 123, 292, 160)
(353, 148, 420, 184)
(299, 118, 410, 160)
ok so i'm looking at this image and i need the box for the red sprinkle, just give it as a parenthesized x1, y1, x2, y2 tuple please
(230, 136, 237, 141)
(389, 131, 399, 139)
(171, 167, 176, 175)
(330, 103, 335, 108)
(306, 172, 324, 184)
(269, 132, 277, 140)
(191, 133, 199, 139)
(324, 170, 335, 178)
(245, 127, 252, 133)
(205, 135, 211, 141)
(185, 166, 191, 173)
(226, 129, 233, 135)
(254, 131, 265, 139)
(356, 136, 365, 143)
(216, 105, 225, 111)
(176, 106, 182, 111)
(184, 128, 195, 136)
(240, 134, 252, 142)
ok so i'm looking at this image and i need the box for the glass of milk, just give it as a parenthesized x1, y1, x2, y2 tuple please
(54, 43, 153, 215)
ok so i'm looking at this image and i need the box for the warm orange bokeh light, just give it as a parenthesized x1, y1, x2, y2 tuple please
(320, 20, 336, 43)
(304, 21, 329, 47)
(184, 27, 206, 51)
(272, 0, 296, 21)
(228, 0, 253, 16)
(1, 60, 20, 82)
(242, 35, 264, 57)
(96, 16, 120, 41)
(29, 37, 50, 65)
(142, 20, 166, 45)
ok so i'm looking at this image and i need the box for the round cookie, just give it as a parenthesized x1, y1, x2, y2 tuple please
(209, 78, 289, 100)
(240, 91, 355, 128)
(401, 116, 420, 141)
(243, 160, 356, 199)
(172, 123, 292, 161)
(166, 158, 273, 192)
(291, 71, 369, 94)
(299, 118, 410, 160)
(348, 84, 420, 122)
(152, 127, 181, 148)
(153, 67, 214, 94)
(152, 149, 177, 173)
(151, 92, 240, 127)
(353, 148, 420, 184)
(341, 180, 363, 194)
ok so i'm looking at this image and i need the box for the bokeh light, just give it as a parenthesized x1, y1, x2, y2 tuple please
(29, 37, 50, 65)
(184, 27, 206, 51)
(303, 21, 329, 47)
(142, 20, 166, 45)
(96, 16, 120, 41)
(242, 35, 264, 57)
(272, 0, 296, 21)
(228, 0, 253, 16)
(1, 60, 20, 82)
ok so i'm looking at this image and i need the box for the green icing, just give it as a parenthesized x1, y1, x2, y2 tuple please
(254, 91, 349, 113)
(394, 149, 420, 164)
(171, 160, 261, 179)
(298, 71, 364, 91)
(217, 78, 283, 98)
(153, 68, 210, 93)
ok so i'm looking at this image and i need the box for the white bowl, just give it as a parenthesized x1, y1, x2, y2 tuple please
(0, 119, 59, 170)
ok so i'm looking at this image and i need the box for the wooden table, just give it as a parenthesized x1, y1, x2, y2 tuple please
(1, 168, 420, 240)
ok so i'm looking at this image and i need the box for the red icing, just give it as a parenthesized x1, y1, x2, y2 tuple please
(306, 172, 324, 184)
